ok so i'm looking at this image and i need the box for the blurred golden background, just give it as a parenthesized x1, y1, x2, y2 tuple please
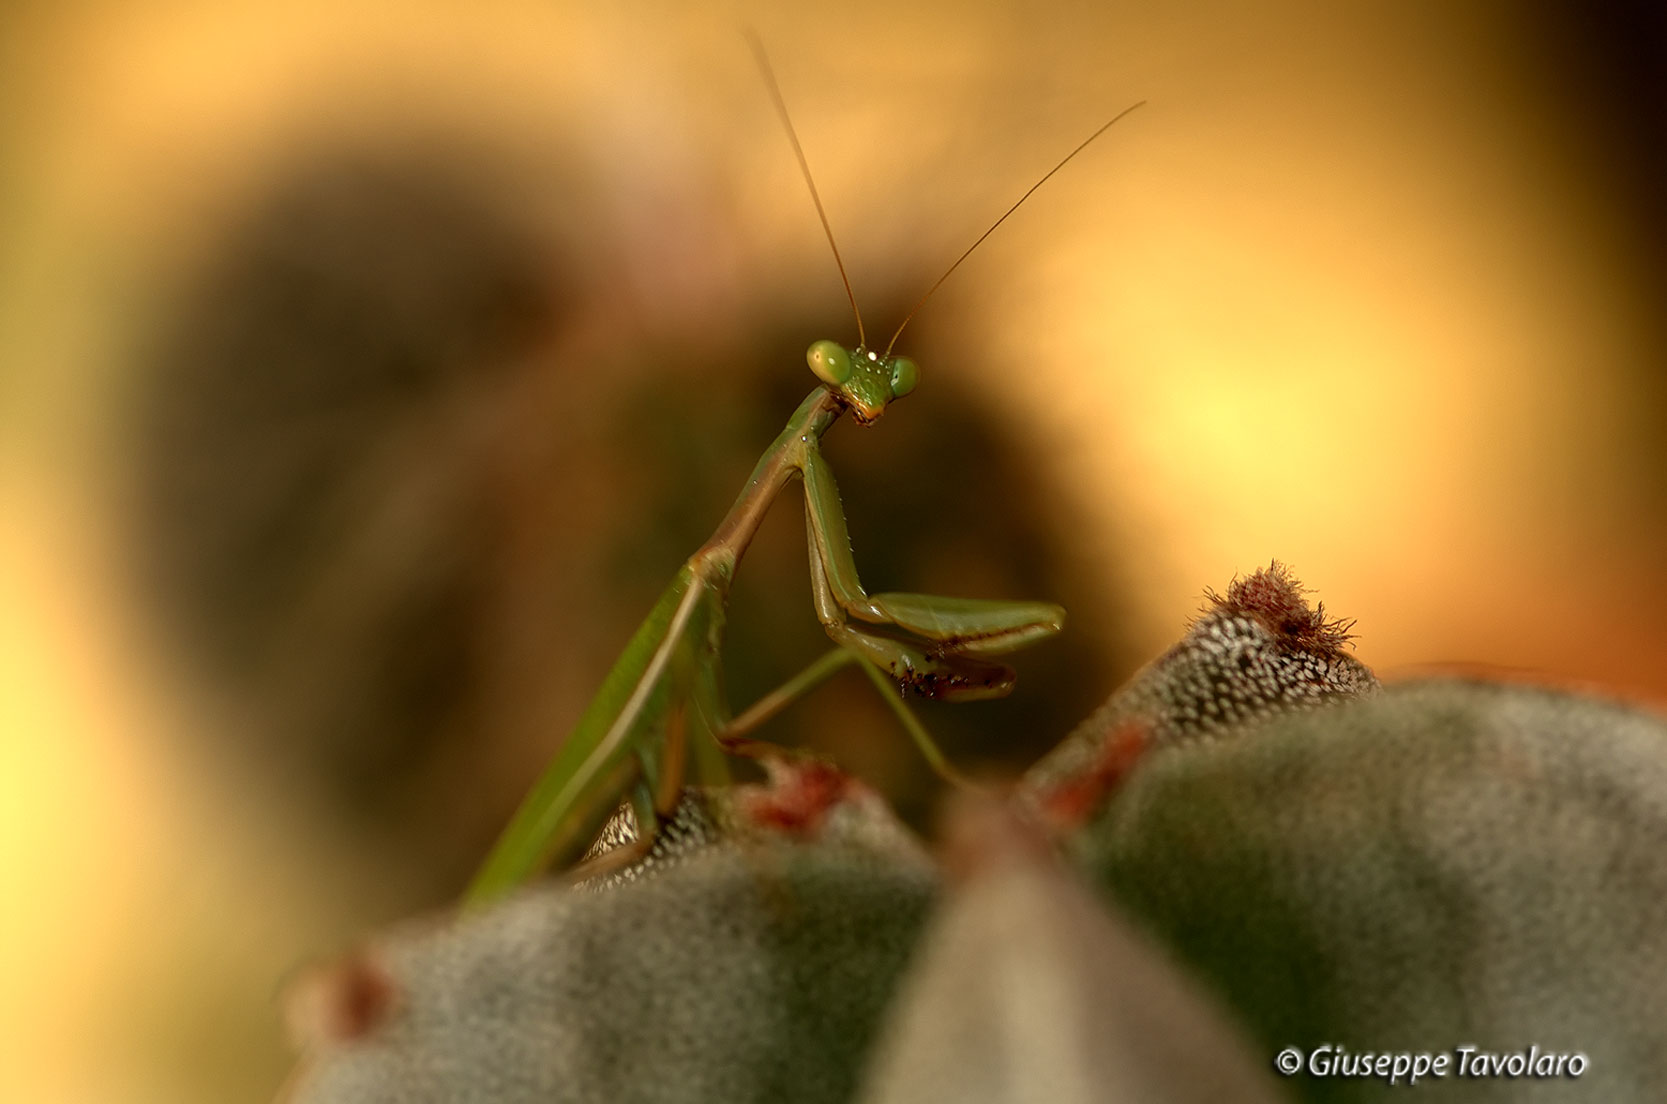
(2, 1, 1663, 1100)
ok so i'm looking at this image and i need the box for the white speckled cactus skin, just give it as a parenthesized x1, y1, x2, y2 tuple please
(1029, 562, 1378, 795)
(281, 567, 1667, 1104)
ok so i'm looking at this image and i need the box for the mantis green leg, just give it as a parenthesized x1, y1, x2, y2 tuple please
(572, 641, 974, 886)
(799, 444, 1065, 657)
(716, 646, 858, 757)
(717, 645, 978, 788)
(563, 694, 695, 885)
(849, 654, 982, 790)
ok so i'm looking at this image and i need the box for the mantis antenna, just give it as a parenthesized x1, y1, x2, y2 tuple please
(748, 32, 867, 349)
(883, 99, 1147, 358)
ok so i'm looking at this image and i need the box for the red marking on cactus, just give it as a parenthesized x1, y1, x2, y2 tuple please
(285, 949, 398, 1051)
(737, 757, 854, 837)
(1037, 718, 1150, 832)
(1202, 560, 1356, 655)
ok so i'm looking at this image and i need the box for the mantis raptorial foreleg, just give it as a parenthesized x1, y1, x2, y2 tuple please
(799, 443, 1064, 692)
(808, 550, 1021, 702)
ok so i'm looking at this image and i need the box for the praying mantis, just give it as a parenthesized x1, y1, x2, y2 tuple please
(464, 43, 1144, 905)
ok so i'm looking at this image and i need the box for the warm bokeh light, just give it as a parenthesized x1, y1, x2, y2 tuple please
(3, 2, 1662, 1101)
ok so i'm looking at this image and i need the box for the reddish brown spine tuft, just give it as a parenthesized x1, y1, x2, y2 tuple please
(1201, 561, 1356, 655)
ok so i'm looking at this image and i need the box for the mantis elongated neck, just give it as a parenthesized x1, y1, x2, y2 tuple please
(699, 388, 842, 570)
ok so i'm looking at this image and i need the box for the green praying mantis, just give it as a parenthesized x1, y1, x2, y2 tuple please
(465, 44, 1144, 905)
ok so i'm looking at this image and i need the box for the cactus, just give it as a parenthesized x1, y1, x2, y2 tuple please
(280, 566, 1667, 1103)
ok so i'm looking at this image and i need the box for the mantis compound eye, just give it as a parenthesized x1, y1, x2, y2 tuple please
(888, 356, 919, 398)
(807, 340, 853, 386)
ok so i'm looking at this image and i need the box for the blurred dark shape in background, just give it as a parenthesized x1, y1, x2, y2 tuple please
(135, 137, 564, 828)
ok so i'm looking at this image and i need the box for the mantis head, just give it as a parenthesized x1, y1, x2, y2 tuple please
(806, 340, 918, 425)
(755, 37, 1139, 428)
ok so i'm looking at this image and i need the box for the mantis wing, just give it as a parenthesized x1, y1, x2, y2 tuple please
(466, 565, 725, 904)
